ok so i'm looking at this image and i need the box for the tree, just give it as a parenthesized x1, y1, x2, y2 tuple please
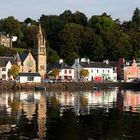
(72, 11, 88, 26)
(23, 24, 38, 48)
(79, 69, 89, 81)
(132, 7, 140, 25)
(58, 23, 84, 64)
(49, 68, 60, 79)
(47, 47, 60, 63)
(0, 46, 17, 56)
(0, 16, 23, 38)
(8, 64, 20, 79)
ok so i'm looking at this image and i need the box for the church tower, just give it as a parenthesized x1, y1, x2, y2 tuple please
(34, 24, 47, 79)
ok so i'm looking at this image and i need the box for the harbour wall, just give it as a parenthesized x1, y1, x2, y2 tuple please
(0, 81, 140, 91)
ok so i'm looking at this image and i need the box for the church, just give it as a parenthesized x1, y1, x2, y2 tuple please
(14, 24, 47, 79)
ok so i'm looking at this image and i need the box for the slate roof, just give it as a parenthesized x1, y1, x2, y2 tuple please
(18, 72, 41, 77)
(124, 60, 133, 66)
(14, 53, 21, 62)
(109, 61, 118, 67)
(0, 32, 7, 36)
(19, 53, 28, 62)
(0, 57, 15, 67)
(47, 62, 73, 72)
(79, 62, 112, 68)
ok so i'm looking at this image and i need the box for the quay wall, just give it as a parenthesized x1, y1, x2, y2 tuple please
(1, 81, 140, 91)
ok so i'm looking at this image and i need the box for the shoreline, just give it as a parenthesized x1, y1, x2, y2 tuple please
(0, 81, 140, 91)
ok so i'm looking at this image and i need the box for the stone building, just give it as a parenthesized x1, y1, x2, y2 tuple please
(14, 52, 36, 73)
(0, 32, 12, 48)
(14, 24, 47, 79)
(34, 24, 47, 79)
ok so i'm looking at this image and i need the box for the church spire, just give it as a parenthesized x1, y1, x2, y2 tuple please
(34, 23, 47, 79)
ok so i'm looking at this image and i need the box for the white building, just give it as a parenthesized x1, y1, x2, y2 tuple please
(72, 58, 117, 82)
(18, 72, 41, 83)
(47, 60, 75, 82)
(0, 57, 15, 80)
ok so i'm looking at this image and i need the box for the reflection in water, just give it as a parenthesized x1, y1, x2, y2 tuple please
(0, 90, 140, 139)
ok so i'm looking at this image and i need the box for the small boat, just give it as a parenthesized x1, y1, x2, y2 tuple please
(35, 86, 46, 91)
(93, 86, 100, 90)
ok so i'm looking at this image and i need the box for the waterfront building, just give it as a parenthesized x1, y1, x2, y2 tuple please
(123, 59, 139, 82)
(18, 72, 41, 83)
(47, 59, 74, 82)
(72, 58, 117, 82)
(0, 57, 15, 80)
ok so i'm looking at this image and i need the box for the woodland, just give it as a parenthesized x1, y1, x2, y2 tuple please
(0, 8, 140, 65)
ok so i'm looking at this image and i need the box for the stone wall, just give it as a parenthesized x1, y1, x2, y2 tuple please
(1, 81, 140, 91)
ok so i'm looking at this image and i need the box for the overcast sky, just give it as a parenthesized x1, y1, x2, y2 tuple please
(1, 0, 140, 22)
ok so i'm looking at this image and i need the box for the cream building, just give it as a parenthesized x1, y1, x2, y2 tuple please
(0, 32, 12, 48)
(14, 52, 36, 73)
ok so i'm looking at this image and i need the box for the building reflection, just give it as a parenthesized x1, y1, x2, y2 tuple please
(48, 90, 117, 116)
(1, 89, 140, 138)
(123, 90, 140, 112)
(18, 91, 47, 139)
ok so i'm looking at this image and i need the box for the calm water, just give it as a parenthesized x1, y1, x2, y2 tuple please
(0, 89, 140, 140)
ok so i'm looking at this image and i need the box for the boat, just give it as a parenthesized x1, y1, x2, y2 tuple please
(34, 86, 46, 91)
(93, 86, 100, 90)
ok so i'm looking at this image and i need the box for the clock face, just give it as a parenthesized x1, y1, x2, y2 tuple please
(27, 60, 33, 67)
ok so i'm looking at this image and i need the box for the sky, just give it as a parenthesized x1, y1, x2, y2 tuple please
(0, 0, 140, 22)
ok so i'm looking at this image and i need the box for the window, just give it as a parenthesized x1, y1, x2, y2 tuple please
(69, 70, 71, 74)
(40, 47, 45, 53)
(40, 65, 45, 70)
(97, 69, 99, 73)
(91, 69, 93, 73)
(2, 68, 6, 71)
(108, 70, 109, 73)
(2, 74, 6, 79)
(65, 70, 67, 74)
(69, 76, 72, 79)
(27, 76, 34, 81)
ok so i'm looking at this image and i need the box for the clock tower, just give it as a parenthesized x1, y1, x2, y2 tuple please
(34, 24, 47, 79)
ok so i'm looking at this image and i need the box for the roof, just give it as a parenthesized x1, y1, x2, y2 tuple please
(19, 53, 28, 62)
(79, 62, 112, 68)
(18, 72, 41, 77)
(0, 32, 7, 36)
(14, 53, 21, 62)
(47, 62, 73, 72)
(109, 61, 118, 67)
(0, 57, 16, 67)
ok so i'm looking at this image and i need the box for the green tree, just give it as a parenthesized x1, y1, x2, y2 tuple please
(0, 16, 23, 38)
(72, 11, 88, 26)
(50, 68, 60, 79)
(58, 23, 84, 64)
(0, 46, 17, 56)
(79, 69, 89, 81)
(23, 24, 37, 48)
(24, 17, 36, 25)
(60, 10, 73, 23)
(47, 47, 60, 63)
(89, 14, 121, 60)
(8, 64, 20, 79)
(132, 7, 140, 25)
